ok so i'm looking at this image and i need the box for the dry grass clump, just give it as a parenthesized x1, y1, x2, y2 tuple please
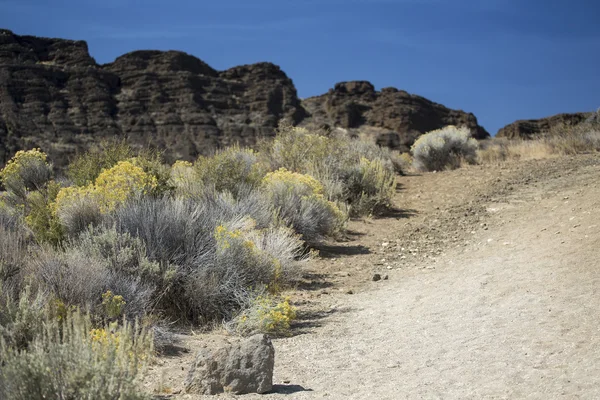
(478, 111, 600, 164)
(477, 138, 555, 164)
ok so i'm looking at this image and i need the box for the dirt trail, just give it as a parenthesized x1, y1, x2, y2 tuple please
(167, 155, 600, 399)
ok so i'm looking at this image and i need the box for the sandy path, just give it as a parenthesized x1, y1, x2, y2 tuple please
(180, 156, 600, 399)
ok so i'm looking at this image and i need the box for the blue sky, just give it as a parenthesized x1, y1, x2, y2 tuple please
(1, 0, 598, 134)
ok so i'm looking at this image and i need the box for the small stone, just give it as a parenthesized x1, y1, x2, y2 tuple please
(372, 274, 382, 282)
(346, 289, 354, 295)
(383, 275, 389, 280)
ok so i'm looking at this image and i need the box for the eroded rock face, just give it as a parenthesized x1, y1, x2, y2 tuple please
(0, 30, 489, 168)
(184, 334, 275, 395)
(300, 81, 490, 152)
(496, 113, 593, 139)
(0, 30, 304, 167)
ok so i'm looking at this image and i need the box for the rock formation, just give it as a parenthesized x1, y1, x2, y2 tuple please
(300, 81, 489, 152)
(496, 112, 593, 139)
(0, 29, 489, 168)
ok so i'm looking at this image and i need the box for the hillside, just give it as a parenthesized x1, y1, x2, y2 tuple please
(0, 29, 488, 167)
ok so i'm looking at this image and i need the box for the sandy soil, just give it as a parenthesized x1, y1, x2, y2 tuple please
(150, 154, 600, 399)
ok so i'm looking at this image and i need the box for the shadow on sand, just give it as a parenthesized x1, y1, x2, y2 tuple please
(270, 384, 313, 394)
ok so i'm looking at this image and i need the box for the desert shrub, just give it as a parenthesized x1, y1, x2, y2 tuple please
(76, 227, 163, 283)
(53, 187, 103, 237)
(227, 295, 297, 337)
(30, 244, 154, 320)
(24, 181, 65, 245)
(110, 196, 306, 323)
(337, 157, 396, 216)
(54, 160, 157, 233)
(129, 150, 173, 196)
(261, 168, 346, 243)
(411, 125, 478, 171)
(194, 187, 276, 230)
(262, 124, 397, 216)
(543, 125, 600, 155)
(0, 286, 49, 350)
(0, 312, 153, 400)
(0, 222, 29, 285)
(193, 146, 266, 197)
(67, 140, 134, 186)
(0, 148, 52, 200)
(67, 141, 171, 196)
(265, 124, 331, 172)
(93, 161, 158, 212)
(169, 160, 201, 197)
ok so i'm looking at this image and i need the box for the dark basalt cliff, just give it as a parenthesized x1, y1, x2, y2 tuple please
(300, 81, 489, 152)
(0, 29, 489, 167)
(496, 112, 593, 139)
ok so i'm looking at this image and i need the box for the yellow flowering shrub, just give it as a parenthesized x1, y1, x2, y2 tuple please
(0, 148, 52, 200)
(169, 160, 194, 183)
(261, 168, 346, 242)
(54, 160, 157, 217)
(94, 161, 157, 212)
(262, 168, 324, 195)
(101, 290, 126, 319)
(231, 295, 297, 337)
(0, 148, 48, 185)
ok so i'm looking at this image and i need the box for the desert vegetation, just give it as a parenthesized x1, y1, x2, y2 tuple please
(0, 124, 400, 396)
(2, 114, 598, 396)
(478, 110, 600, 164)
(408, 112, 600, 172)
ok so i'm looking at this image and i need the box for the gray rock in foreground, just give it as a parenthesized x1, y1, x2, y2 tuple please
(184, 334, 275, 395)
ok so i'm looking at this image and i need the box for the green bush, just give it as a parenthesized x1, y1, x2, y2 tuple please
(342, 157, 397, 216)
(67, 140, 134, 187)
(411, 125, 478, 171)
(24, 181, 65, 245)
(262, 124, 397, 217)
(265, 123, 331, 172)
(193, 146, 266, 197)
(0, 312, 153, 400)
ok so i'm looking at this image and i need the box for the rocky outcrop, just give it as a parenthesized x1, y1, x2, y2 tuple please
(184, 334, 275, 395)
(496, 112, 593, 139)
(0, 29, 489, 167)
(0, 30, 304, 167)
(300, 81, 489, 152)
